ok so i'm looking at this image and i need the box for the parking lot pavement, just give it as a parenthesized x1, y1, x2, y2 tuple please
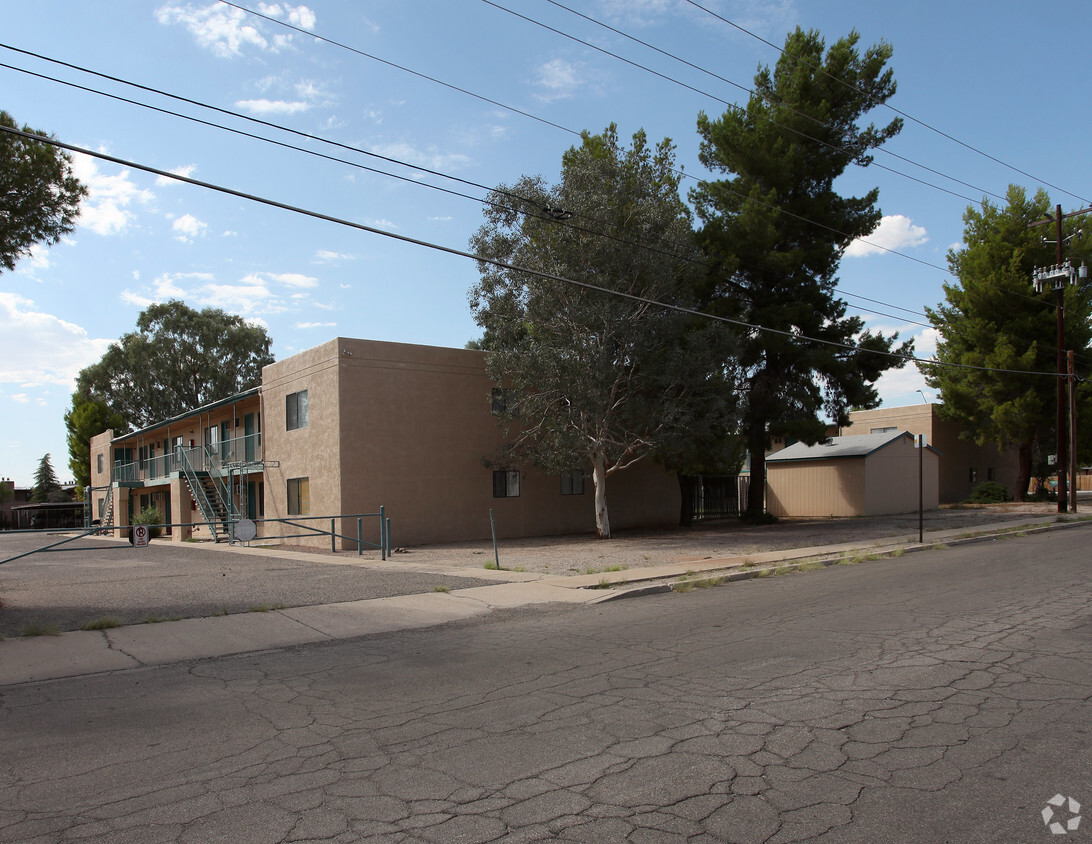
(0, 533, 499, 639)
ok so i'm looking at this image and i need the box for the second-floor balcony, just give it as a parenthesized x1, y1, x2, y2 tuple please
(112, 432, 263, 486)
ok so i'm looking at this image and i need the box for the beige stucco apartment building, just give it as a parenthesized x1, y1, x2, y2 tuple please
(91, 337, 679, 547)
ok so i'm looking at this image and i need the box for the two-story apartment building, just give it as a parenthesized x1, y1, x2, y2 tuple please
(90, 337, 680, 547)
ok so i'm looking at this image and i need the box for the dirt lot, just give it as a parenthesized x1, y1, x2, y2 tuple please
(294, 501, 1080, 577)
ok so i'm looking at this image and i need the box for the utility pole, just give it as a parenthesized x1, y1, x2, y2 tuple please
(1030, 204, 1091, 513)
(1068, 350, 1078, 513)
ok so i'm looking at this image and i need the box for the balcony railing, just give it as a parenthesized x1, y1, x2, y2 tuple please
(112, 432, 262, 485)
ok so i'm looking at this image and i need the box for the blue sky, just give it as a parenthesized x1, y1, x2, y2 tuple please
(3, 0, 1090, 486)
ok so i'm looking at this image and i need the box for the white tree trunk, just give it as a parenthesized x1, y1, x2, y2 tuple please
(592, 454, 610, 539)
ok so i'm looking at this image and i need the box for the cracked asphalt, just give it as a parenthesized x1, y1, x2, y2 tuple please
(1, 527, 1090, 843)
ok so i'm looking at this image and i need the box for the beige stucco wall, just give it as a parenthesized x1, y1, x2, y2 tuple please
(767, 438, 939, 518)
(841, 405, 1020, 502)
(862, 437, 939, 514)
(767, 459, 866, 518)
(262, 337, 679, 547)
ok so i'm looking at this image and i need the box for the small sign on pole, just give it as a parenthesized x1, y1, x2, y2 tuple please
(132, 524, 150, 547)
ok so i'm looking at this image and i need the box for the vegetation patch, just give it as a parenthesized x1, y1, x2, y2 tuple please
(432, 585, 451, 593)
(21, 622, 60, 637)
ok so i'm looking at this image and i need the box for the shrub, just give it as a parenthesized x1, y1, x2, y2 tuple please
(740, 510, 779, 525)
(967, 481, 1008, 504)
(133, 506, 163, 538)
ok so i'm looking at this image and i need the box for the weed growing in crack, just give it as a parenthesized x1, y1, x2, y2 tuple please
(21, 622, 60, 637)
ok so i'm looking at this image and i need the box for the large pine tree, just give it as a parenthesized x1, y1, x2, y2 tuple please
(691, 27, 911, 518)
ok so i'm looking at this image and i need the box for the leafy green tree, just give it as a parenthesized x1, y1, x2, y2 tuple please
(65, 396, 126, 493)
(921, 185, 1092, 499)
(31, 453, 63, 503)
(691, 27, 911, 518)
(470, 125, 738, 538)
(74, 300, 275, 429)
(0, 110, 86, 271)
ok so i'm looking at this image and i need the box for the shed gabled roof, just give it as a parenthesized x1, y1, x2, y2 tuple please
(767, 430, 912, 463)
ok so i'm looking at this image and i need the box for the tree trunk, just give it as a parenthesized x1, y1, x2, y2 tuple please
(592, 454, 611, 539)
(745, 416, 767, 519)
(1016, 441, 1033, 502)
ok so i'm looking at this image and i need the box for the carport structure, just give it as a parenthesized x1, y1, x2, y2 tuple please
(766, 431, 940, 518)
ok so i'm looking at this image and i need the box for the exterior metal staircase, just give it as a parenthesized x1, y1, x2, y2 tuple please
(179, 447, 236, 542)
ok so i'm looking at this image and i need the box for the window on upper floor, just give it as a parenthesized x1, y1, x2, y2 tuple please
(286, 390, 309, 431)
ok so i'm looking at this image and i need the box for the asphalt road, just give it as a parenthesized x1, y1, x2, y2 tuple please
(1, 527, 1090, 843)
(0, 534, 496, 638)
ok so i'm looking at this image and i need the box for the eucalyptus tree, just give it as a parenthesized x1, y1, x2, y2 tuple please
(470, 125, 737, 538)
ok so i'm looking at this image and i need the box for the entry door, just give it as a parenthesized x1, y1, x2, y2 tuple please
(244, 413, 256, 462)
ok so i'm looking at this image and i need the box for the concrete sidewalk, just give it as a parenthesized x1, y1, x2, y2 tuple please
(1, 514, 1085, 686)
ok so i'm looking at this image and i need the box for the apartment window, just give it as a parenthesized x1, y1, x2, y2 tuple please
(287, 477, 310, 515)
(493, 470, 520, 498)
(871, 426, 898, 434)
(96, 454, 104, 474)
(987, 467, 995, 482)
(561, 470, 584, 495)
(286, 390, 309, 430)
(969, 468, 977, 484)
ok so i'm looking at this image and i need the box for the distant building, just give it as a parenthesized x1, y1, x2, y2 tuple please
(839, 404, 1020, 503)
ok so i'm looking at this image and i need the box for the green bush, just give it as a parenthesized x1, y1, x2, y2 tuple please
(740, 510, 779, 525)
(967, 481, 1008, 504)
(133, 506, 163, 539)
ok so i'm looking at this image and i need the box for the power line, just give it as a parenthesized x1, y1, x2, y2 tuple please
(0, 122, 1064, 381)
(209, 1, 986, 272)
(537, 0, 1009, 207)
(0, 44, 948, 325)
(681, 0, 1092, 207)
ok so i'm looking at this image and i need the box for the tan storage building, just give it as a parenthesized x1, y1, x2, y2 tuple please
(766, 431, 939, 518)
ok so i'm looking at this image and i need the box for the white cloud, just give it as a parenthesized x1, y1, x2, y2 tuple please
(533, 58, 583, 103)
(295, 321, 336, 329)
(846, 215, 929, 258)
(873, 326, 939, 408)
(368, 141, 471, 173)
(11, 393, 30, 404)
(70, 153, 155, 236)
(235, 99, 311, 116)
(366, 218, 398, 231)
(172, 213, 208, 243)
(155, 164, 197, 186)
(0, 293, 113, 387)
(156, 3, 317, 57)
(314, 250, 354, 263)
(266, 272, 319, 288)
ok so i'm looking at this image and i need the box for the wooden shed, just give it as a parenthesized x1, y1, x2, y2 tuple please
(766, 431, 940, 518)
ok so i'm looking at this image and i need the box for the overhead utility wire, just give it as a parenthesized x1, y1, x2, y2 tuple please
(682, 0, 1092, 207)
(212, 0, 580, 139)
(0, 44, 943, 323)
(538, 0, 1008, 207)
(0, 123, 1060, 381)
(209, 5, 961, 279)
(481, 0, 985, 207)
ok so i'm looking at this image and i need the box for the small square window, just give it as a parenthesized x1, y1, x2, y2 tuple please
(969, 468, 977, 484)
(288, 477, 310, 515)
(560, 470, 584, 495)
(493, 470, 520, 498)
(286, 390, 309, 431)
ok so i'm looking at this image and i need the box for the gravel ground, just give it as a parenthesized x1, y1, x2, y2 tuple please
(319, 501, 1076, 576)
(0, 501, 1077, 638)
